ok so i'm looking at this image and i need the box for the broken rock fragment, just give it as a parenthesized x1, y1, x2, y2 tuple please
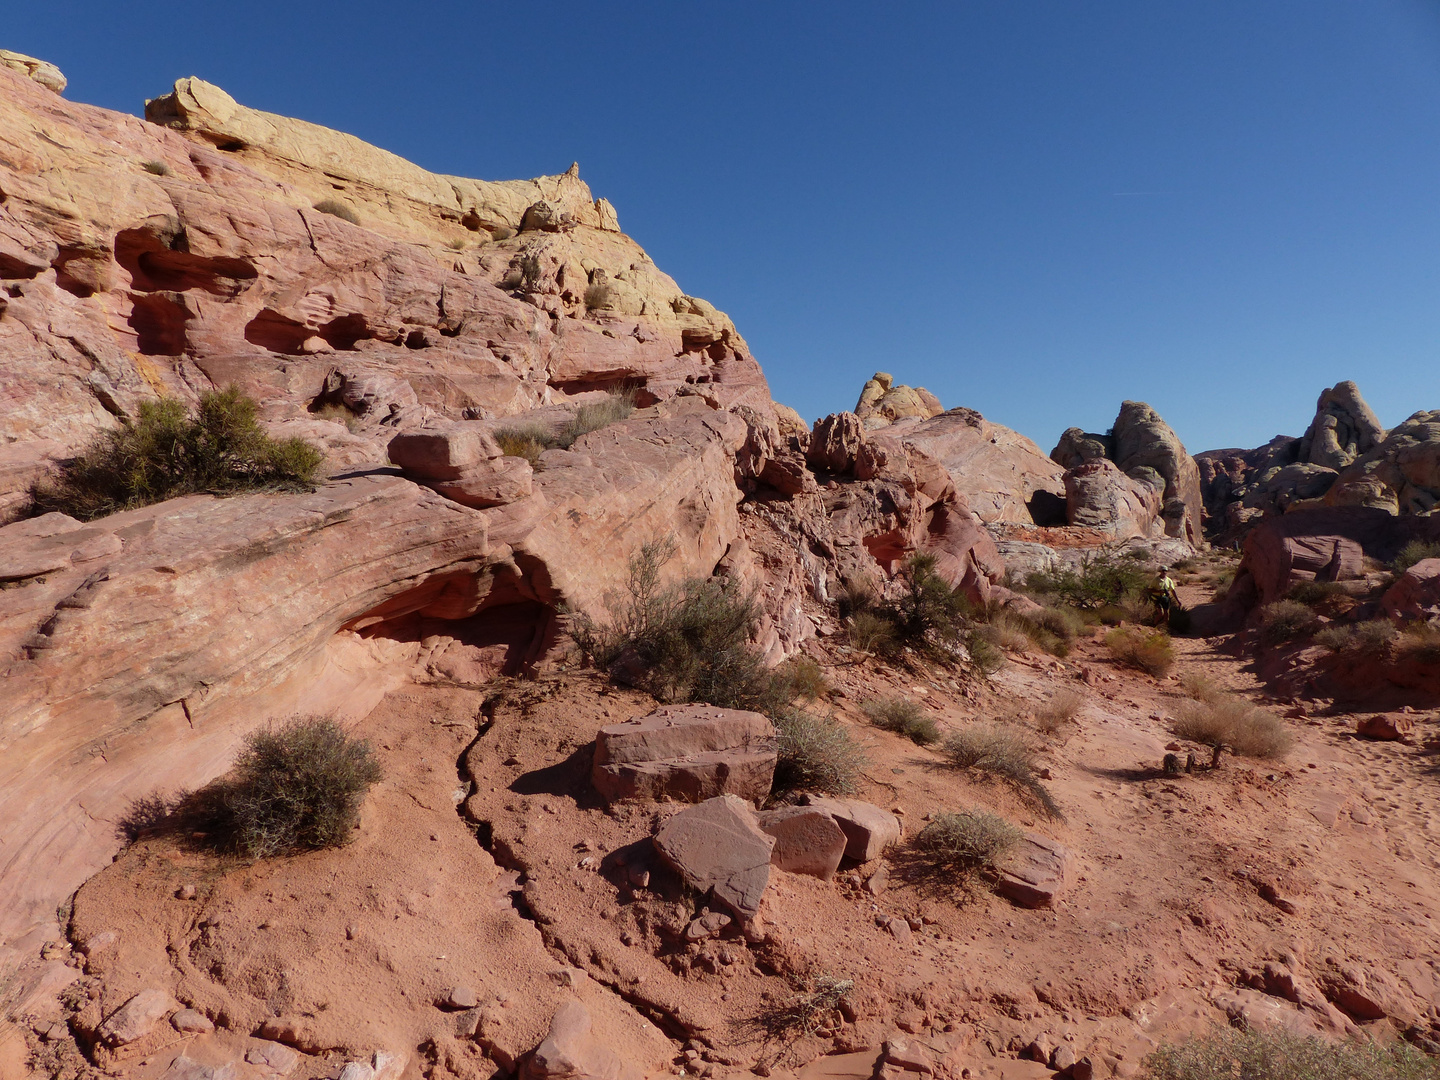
(995, 832, 1073, 909)
(757, 806, 848, 879)
(652, 794, 775, 919)
(800, 796, 901, 862)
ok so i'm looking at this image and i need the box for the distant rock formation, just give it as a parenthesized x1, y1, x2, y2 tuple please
(1196, 382, 1437, 538)
(1051, 401, 1203, 546)
(854, 371, 943, 426)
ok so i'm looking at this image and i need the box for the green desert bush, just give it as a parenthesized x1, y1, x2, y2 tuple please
(313, 198, 360, 224)
(847, 610, 899, 657)
(883, 552, 970, 646)
(861, 696, 940, 745)
(1260, 599, 1322, 646)
(1285, 580, 1346, 607)
(1105, 627, 1175, 677)
(965, 631, 1007, 675)
(1023, 551, 1151, 609)
(912, 810, 1022, 882)
(1143, 1027, 1437, 1080)
(943, 723, 1061, 818)
(771, 709, 866, 797)
(1392, 539, 1440, 576)
(1314, 625, 1356, 652)
(32, 388, 323, 520)
(570, 538, 787, 714)
(212, 717, 382, 859)
(1170, 695, 1293, 759)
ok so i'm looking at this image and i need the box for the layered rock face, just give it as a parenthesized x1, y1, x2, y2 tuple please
(1050, 401, 1202, 546)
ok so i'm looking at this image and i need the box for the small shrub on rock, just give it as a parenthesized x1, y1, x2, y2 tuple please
(32, 388, 323, 520)
(1145, 1027, 1436, 1080)
(313, 198, 360, 224)
(861, 696, 940, 745)
(1178, 671, 1221, 703)
(965, 631, 1007, 675)
(1259, 599, 1321, 646)
(847, 610, 899, 656)
(556, 389, 635, 447)
(1393, 539, 1440, 575)
(141, 159, 171, 176)
(1104, 627, 1174, 677)
(1397, 623, 1440, 665)
(913, 810, 1022, 882)
(943, 724, 1061, 818)
(1171, 696, 1292, 759)
(493, 423, 554, 466)
(1023, 551, 1151, 609)
(771, 709, 866, 797)
(212, 717, 382, 859)
(1286, 580, 1346, 607)
(778, 655, 828, 701)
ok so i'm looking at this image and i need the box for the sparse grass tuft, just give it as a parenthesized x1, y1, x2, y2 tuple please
(778, 655, 828, 701)
(1397, 622, 1440, 665)
(1260, 599, 1322, 646)
(1171, 695, 1292, 759)
(752, 973, 854, 1039)
(31, 388, 323, 520)
(213, 717, 382, 859)
(558, 388, 636, 447)
(493, 423, 553, 466)
(862, 696, 940, 745)
(1393, 539, 1440, 576)
(1179, 671, 1222, 703)
(1286, 580, 1346, 606)
(141, 159, 171, 176)
(771, 709, 866, 797)
(912, 810, 1023, 882)
(1105, 627, 1175, 677)
(942, 724, 1062, 818)
(1144, 1027, 1437, 1080)
(1035, 688, 1083, 735)
(313, 198, 360, 224)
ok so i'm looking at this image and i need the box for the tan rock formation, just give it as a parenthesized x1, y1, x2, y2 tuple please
(1299, 381, 1387, 470)
(1063, 459, 1163, 540)
(853, 371, 943, 426)
(1326, 410, 1440, 514)
(890, 408, 1067, 525)
(0, 51, 65, 94)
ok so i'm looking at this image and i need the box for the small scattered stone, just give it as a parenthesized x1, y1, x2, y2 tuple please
(246, 1040, 299, 1074)
(886, 916, 912, 943)
(441, 986, 478, 1010)
(177, 884, 197, 900)
(171, 1009, 213, 1034)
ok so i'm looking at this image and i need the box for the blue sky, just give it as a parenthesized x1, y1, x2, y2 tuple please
(9, 1, 1440, 453)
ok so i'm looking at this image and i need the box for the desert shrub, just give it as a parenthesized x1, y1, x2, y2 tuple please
(493, 423, 554, 466)
(1208, 569, 1236, 599)
(1144, 1026, 1437, 1080)
(446, 237, 467, 250)
(979, 618, 1032, 653)
(751, 973, 855, 1038)
(1029, 605, 1084, 644)
(141, 159, 170, 176)
(1314, 625, 1355, 652)
(965, 631, 1007, 674)
(912, 810, 1022, 881)
(847, 610, 899, 656)
(1171, 696, 1293, 759)
(778, 655, 828, 701)
(313, 198, 360, 224)
(212, 717, 382, 859)
(1166, 604, 1193, 635)
(1286, 580, 1346, 606)
(771, 709, 866, 796)
(1393, 539, 1440, 575)
(570, 538, 787, 714)
(837, 574, 880, 616)
(883, 552, 970, 645)
(1035, 688, 1083, 735)
(32, 388, 323, 520)
(1351, 619, 1399, 654)
(1120, 594, 1160, 626)
(1260, 599, 1322, 646)
(1397, 622, 1440, 665)
(555, 388, 636, 448)
(1105, 627, 1175, 677)
(1024, 551, 1151, 609)
(942, 724, 1061, 818)
(1178, 671, 1221, 703)
(862, 696, 940, 745)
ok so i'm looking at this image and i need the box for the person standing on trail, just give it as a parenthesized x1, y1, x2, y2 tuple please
(1156, 567, 1178, 616)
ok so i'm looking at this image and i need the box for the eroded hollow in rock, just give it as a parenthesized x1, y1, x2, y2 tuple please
(244, 309, 371, 353)
(342, 556, 562, 678)
(127, 293, 190, 355)
(114, 227, 257, 296)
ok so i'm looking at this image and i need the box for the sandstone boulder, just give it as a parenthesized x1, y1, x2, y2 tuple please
(1356, 714, 1413, 741)
(1299, 381, 1386, 470)
(1382, 558, 1440, 623)
(1051, 428, 1113, 470)
(892, 408, 1067, 525)
(808, 412, 868, 475)
(591, 705, 777, 804)
(1110, 401, 1204, 545)
(525, 1000, 641, 1080)
(652, 795, 775, 919)
(799, 796, 901, 862)
(1328, 410, 1440, 515)
(1062, 459, 1162, 539)
(756, 806, 849, 879)
(0, 51, 65, 94)
(854, 372, 944, 427)
(995, 833, 1073, 909)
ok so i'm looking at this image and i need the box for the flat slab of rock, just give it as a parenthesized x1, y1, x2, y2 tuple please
(97, 988, 178, 1047)
(996, 833, 1073, 909)
(652, 794, 774, 918)
(526, 999, 641, 1080)
(593, 704, 776, 804)
(800, 796, 902, 862)
(757, 806, 848, 879)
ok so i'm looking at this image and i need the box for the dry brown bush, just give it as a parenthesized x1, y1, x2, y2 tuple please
(1105, 627, 1174, 677)
(943, 724, 1062, 818)
(1170, 695, 1293, 759)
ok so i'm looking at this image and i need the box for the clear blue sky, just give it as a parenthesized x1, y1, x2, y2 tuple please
(9, 2, 1440, 453)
